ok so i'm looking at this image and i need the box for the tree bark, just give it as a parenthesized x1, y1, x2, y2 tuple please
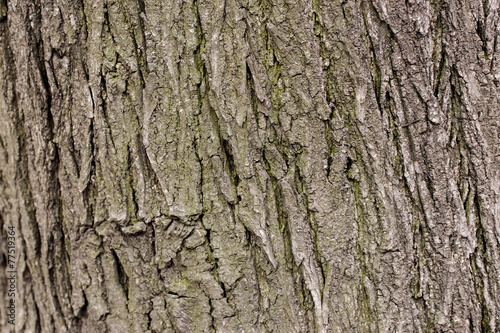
(1, 0, 499, 331)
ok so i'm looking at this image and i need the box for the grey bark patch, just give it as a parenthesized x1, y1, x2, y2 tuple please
(0, 0, 499, 332)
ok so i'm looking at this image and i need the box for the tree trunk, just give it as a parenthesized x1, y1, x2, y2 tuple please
(1, 0, 499, 331)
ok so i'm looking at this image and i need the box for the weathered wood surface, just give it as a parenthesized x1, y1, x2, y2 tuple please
(0, 0, 499, 331)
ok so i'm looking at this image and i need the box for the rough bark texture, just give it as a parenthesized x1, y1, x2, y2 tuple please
(1, 0, 499, 332)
